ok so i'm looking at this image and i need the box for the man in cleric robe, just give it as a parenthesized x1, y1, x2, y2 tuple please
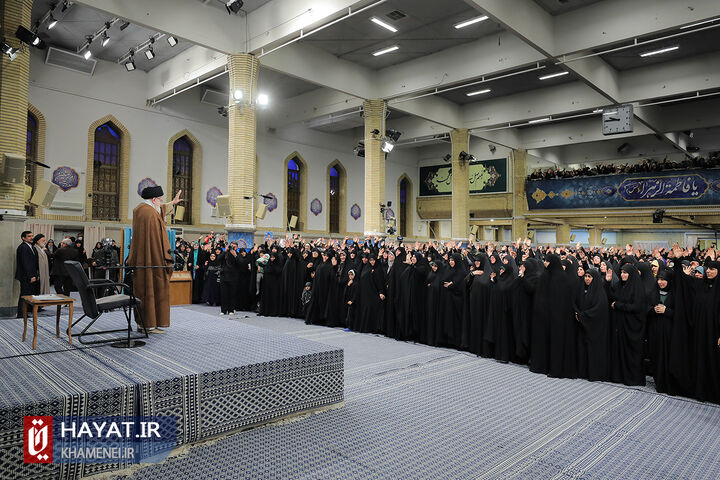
(127, 185, 182, 333)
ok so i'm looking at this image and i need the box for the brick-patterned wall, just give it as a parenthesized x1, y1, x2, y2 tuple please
(511, 149, 528, 240)
(363, 99, 386, 235)
(0, 0, 33, 212)
(85, 114, 130, 223)
(450, 128, 469, 240)
(227, 54, 259, 228)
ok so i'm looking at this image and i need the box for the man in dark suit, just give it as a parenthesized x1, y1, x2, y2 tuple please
(16, 230, 40, 318)
(51, 239, 81, 296)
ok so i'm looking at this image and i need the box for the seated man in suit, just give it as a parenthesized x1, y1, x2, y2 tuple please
(16, 230, 39, 318)
(51, 239, 81, 296)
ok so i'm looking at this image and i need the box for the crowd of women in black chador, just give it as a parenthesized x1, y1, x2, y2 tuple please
(177, 232, 720, 404)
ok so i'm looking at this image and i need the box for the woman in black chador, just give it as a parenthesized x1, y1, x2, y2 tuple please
(648, 267, 675, 393)
(280, 248, 305, 318)
(343, 269, 358, 328)
(202, 252, 222, 306)
(486, 255, 518, 363)
(400, 252, 429, 343)
(609, 263, 647, 386)
(513, 257, 544, 364)
(438, 253, 467, 348)
(219, 246, 242, 315)
(465, 253, 492, 356)
(305, 251, 333, 326)
(356, 255, 386, 333)
(574, 268, 609, 381)
(424, 260, 443, 346)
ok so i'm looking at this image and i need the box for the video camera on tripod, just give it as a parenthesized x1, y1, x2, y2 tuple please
(93, 238, 119, 269)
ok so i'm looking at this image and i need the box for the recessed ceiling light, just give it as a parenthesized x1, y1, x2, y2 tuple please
(370, 17, 397, 33)
(454, 16, 488, 29)
(529, 117, 551, 124)
(539, 71, 569, 80)
(466, 88, 491, 96)
(639, 46, 678, 57)
(680, 18, 719, 29)
(372, 45, 399, 56)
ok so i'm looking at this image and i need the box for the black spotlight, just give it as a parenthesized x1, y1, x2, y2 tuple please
(652, 209, 665, 224)
(385, 129, 402, 142)
(459, 151, 476, 162)
(370, 128, 380, 135)
(353, 142, 365, 157)
(226, 0, 244, 14)
(15, 25, 46, 49)
(442, 154, 451, 162)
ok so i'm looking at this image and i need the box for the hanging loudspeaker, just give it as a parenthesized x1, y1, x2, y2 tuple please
(30, 179, 59, 207)
(2, 153, 26, 185)
(570, 233, 576, 242)
(601, 237, 607, 245)
(175, 205, 185, 222)
(527, 230, 535, 239)
(469, 225, 479, 236)
(255, 203, 267, 219)
(24, 184, 33, 203)
(288, 215, 298, 229)
(216, 195, 232, 217)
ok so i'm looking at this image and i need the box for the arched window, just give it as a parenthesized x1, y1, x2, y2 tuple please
(287, 157, 301, 227)
(92, 122, 121, 220)
(26, 112, 38, 216)
(399, 177, 408, 237)
(329, 166, 340, 233)
(172, 136, 193, 224)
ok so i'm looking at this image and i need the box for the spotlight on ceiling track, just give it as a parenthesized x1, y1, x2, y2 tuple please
(47, 14, 58, 30)
(442, 154, 452, 162)
(2, 42, 20, 61)
(119, 21, 130, 31)
(226, 0, 244, 15)
(167, 35, 178, 47)
(101, 32, 110, 47)
(61, 0, 69, 12)
(83, 37, 92, 59)
(124, 50, 136, 71)
(458, 151, 475, 163)
(144, 37, 155, 60)
(15, 26, 45, 49)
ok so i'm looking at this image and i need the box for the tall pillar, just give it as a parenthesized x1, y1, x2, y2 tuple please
(0, 0, 33, 316)
(556, 224, 571, 245)
(227, 53, 259, 234)
(450, 128, 469, 240)
(589, 227, 603, 246)
(363, 99, 386, 236)
(511, 149, 528, 240)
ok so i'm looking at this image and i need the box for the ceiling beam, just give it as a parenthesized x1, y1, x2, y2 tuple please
(264, 87, 363, 128)
(389, 95, 463, 130)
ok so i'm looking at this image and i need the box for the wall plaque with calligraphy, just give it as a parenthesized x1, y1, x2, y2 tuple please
(526, 169, 720, 210)
(419, 158, 507, 196)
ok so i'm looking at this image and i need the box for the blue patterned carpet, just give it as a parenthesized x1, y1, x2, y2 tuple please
(0, 307, 342, 480)
(113, 305, 720, 480)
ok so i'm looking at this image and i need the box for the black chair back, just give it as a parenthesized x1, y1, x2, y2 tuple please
(65, 261, 100, 319)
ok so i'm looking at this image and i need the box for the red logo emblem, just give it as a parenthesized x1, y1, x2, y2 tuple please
(24, 416, 53, 463)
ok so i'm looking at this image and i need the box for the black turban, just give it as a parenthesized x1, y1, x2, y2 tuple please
(141, 185, 164, 199)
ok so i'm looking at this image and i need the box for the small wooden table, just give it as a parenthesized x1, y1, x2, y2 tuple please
(169, 271, 192, 305)
(21, 295, 75, 349)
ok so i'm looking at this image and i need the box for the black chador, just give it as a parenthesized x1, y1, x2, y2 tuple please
(574, 268, 609, 381)
(384, 250, 408, 338)
(425, 260, 444, 346)
(609, 263, 647, 386)
(513, 257, 543, 364)
(259, 251, 284, 317)
(356, 255, 386, 333)
(280, 248, 305, 318)
(648, 267, 675, 393)
(305, 251, 333, 325)
(402, 252, 430, 343)
(486, 256, 518, 362)
(438, 253, 467, 348)
(465, 254, 492, 356)
(236, 250, 253, 311)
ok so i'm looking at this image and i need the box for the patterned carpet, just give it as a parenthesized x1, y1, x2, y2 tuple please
(112, 305, 720, 480)
(0, 307, 342, 480)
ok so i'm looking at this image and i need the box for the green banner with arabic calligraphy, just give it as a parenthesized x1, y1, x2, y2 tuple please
(419, 158, 508, 196)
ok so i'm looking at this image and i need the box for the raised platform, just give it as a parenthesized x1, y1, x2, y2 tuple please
(0, 307, 344, 479)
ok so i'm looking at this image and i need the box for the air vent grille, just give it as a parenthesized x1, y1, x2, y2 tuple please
(385, 10, 407, 21)
(45, 47, 96, 76)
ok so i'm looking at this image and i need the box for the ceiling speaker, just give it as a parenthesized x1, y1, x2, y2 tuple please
(288, 215, 298, 229)
(255, 203, 267, 219)
(469, 225, 479, 236)
(601, 237, 608, 245)
(30, 179, 59, 207)
(216, 195, 232, 217)
(527, 230, 535, 239)
(570, 233, 576, 242)
(2, 153, 26, 185)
